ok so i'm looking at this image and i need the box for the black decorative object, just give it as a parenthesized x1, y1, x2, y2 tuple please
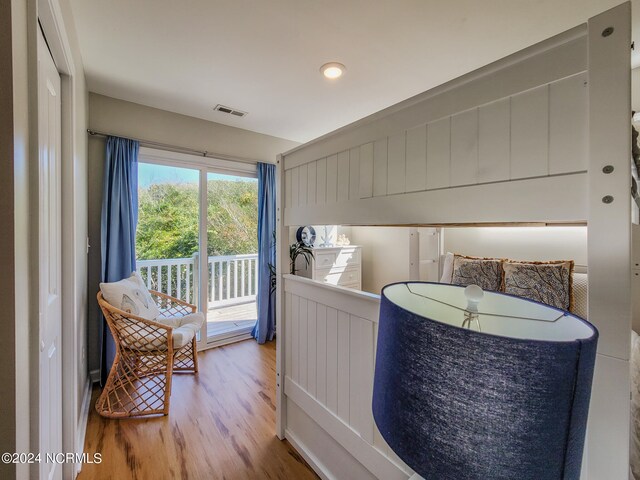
(296, 225, 316, 247)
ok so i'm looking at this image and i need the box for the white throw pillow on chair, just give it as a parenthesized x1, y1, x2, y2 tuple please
(156, 312, 205, 348)
(100, 272, 162, 320)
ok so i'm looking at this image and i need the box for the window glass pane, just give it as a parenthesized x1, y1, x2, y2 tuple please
(136, 163, 200, 308)
(206, 172, 258, 340)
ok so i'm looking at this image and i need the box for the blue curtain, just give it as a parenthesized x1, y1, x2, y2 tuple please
(99, 136, 139, 384)
(252, 162, 276, 344)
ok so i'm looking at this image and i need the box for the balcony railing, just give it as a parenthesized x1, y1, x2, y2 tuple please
(137, 253, 258, 309)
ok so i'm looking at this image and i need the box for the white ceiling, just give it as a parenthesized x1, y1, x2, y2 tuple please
(70, 0, 640, 143)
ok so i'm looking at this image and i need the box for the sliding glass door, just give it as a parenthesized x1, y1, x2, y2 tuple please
(136, 150, 258, 349)
(136, 162, 201, 328)
(205, 172, 259, 343)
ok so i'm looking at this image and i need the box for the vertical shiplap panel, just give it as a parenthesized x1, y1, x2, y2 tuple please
(337, 311, 351, 423)
(450, 108, 479, 186)
(387, 131, 406, 195)
(307, 300, 317, 397)
(326, 307, 339, 414)
(511, 85, 549, 179)
(316, 157, 327, 205)
(426, 117, 451, 189)
(326, 154, 338, 203)
(373, 138, 388, 197)
(372, 322, 388, 455)
(358, 318, 375, 444)
(405, 124, 427, 192)
(349, 147, 360, 200)
(359, 143, 374, 198)
(298, 163, 308, 205)
(337, 150, 350, 202)
(373, 422, 388, 455)
(285, 292, 292, 377)
(479, 98, 510, 183)
(549, 73, 588, 174)
(316, 304, 327, 405)
(307, 161, 317, 205)
(349, 315, 362, 431)
(285, 169, 292, 209)
(291, 167, 300, 207)
(291, 295, 300, 383)
(349, 315, 373, 436)
(298, 298, 308, 390)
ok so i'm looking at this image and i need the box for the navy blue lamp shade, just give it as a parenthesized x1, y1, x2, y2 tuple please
(372, 282, 598, 480)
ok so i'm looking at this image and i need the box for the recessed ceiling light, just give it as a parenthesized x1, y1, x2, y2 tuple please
(320, 62, 346, 79)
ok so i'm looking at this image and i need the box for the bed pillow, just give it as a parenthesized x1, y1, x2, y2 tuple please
(502, 260, 574, 311)
(440, 252, 455, 283)
(100, 272, 161, 320)
(571, 272, 588, 318)
(451, 255, 504, 291)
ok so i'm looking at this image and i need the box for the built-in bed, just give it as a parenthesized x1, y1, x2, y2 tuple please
(275, 4, 633, 479)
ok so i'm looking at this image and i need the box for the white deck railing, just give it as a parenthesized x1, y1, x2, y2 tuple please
(137, 253, 258, 309)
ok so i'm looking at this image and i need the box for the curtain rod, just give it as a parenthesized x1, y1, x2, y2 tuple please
(86, 129, 260, 165)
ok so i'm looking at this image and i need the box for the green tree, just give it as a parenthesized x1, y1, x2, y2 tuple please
(136, 179, 258, 261)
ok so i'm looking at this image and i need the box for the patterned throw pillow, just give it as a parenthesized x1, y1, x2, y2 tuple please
(100, 272, 161, 320)
(451, 255, 504, 291)
(502, 260, 574, 311)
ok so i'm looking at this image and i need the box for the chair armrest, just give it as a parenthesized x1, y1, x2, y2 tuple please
(97, 292, 173, 352)
(149, 290, 197, 317)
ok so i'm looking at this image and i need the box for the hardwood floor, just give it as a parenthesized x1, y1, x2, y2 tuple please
(79, 340, 318, 480)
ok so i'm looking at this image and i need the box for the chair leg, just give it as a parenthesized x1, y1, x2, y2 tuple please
(163, 355, 174, 415)
(172, 337, 199, 373)
(96, 348, 173, 418)
(95, 351, 121, 417)
(191, 337, 199, 374)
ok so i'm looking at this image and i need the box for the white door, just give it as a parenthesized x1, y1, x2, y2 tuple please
(37, 28, 62, 480)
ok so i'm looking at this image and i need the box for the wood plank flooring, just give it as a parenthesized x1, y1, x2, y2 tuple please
(79, 340, 318, 480)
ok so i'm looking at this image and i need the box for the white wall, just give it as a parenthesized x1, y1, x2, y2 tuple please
(87, 94, 300, 374)
(442, 226, 588, 267)
(633, 67, 640, 112)
(9, 0, 89, 476)
(350, 227, 414, 295)
(3, 2, 18, 477)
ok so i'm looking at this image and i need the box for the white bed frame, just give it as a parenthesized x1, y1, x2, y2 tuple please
(276, 4, 632, 479)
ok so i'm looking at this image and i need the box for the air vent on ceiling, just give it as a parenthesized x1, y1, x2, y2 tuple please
(213, 104, 248, 117)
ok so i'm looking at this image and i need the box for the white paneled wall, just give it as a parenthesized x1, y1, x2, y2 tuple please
(284, 276, 410, 479)
(405, 125, 427, 192)
(283, 72, 587, 212)
(478, 98, 510, 183)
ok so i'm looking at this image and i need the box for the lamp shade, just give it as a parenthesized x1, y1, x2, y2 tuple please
(372, 282, 598, 480)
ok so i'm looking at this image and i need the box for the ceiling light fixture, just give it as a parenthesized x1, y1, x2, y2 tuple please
(320, 62, 346, 79)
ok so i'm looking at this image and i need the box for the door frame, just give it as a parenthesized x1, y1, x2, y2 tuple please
(35, 1, 81, 478)
(137, 147, 258, 351)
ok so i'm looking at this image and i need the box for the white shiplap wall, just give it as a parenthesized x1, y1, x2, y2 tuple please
(284, 276, 410, 479)
(285, 72, 587, 213)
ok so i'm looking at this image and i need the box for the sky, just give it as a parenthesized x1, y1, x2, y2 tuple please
(138, 162, 256, 188)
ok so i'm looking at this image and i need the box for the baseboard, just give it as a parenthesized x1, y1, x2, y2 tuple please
(285, 428, 333, 480)
(89, 369, 100, 383)
(75, 377, 92, 477)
